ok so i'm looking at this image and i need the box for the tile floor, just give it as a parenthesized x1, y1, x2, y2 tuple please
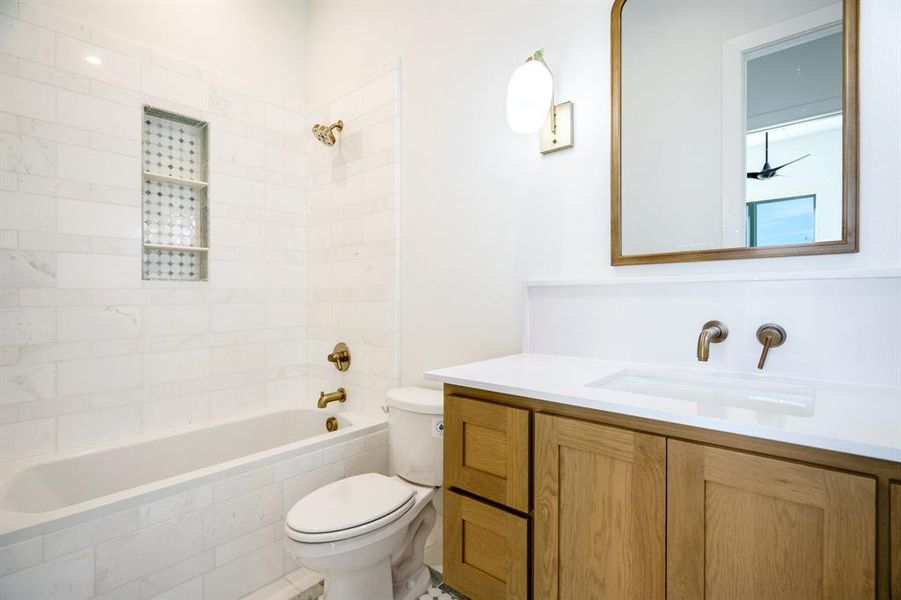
(264, 567, 467, 600)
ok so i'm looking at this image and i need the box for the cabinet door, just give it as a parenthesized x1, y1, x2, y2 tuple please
(667, 440, 876, 599)
(892, 482, 900, 600)
(445, 394, 530, 511)
(533, 413, 665, 600)
(443, 490, 528, 600)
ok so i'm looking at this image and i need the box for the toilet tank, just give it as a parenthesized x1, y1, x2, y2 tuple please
(387, 387, 444, 487)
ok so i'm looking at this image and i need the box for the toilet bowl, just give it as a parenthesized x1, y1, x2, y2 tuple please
(284, 387, 443, 600)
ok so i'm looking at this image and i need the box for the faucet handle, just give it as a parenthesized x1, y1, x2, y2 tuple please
(756, 324, 786, 369)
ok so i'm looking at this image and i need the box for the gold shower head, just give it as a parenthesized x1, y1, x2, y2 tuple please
(312, 120, 343, 147)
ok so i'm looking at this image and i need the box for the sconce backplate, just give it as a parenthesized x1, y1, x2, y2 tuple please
(540, 101, 574, 154)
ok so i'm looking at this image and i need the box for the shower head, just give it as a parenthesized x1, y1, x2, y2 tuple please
(312, 120, 343, 147)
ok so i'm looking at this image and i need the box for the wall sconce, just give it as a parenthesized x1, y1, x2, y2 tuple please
(506, 49, 573, 154)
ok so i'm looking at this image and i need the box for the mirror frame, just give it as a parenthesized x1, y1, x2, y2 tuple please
(610, 0, 859, 265)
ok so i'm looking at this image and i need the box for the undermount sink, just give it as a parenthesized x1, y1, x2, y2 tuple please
(586, 369, 815, 416)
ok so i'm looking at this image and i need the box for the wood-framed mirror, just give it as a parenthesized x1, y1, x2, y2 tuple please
(611, 0, 858, 265)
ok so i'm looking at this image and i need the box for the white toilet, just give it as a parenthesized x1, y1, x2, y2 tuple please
(284, 387, 443, 600)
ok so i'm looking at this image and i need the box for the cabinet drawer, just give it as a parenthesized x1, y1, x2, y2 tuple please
(443, 490, 528, 600)
(445, 394, 530, 511)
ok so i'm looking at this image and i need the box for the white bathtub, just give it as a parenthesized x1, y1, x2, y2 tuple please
(0, 407, 386, 545)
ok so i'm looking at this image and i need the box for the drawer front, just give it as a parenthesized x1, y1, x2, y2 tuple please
(443, 490, 528, 600)
(445, 394, 530, 511)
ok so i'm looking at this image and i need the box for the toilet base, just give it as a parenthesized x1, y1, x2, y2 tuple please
(392, 565, 431, 600)
(323, 557, 393, 600)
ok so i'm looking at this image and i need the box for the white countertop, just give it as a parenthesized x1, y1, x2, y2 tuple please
(425, 353, 901, 462)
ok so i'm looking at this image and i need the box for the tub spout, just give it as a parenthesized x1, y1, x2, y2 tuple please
(318, 388, 346, 408)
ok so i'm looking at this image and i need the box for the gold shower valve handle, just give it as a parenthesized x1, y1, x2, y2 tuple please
(756, 324, 787, 370)
(327, 342, 351, 371)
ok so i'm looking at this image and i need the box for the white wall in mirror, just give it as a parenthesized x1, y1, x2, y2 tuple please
(620, 0, 843, 256)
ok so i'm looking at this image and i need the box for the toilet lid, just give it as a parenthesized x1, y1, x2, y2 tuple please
(285, 473, 416, 542)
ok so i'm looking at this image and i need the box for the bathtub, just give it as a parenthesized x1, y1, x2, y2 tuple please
(0, 407, 386, 544)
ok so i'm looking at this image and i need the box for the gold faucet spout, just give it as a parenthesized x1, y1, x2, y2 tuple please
(697, 321, 728, 362)
(318, 388, 346, 409)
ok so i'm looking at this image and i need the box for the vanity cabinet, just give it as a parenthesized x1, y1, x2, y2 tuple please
(892, 482, 901, 598)
(443, 388, 898, 599)
(533, 414, 665, 599)
(668, 440, 875, 599)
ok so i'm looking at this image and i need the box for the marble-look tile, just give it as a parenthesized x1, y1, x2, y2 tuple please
(0, 14, 54, 65)
(0, 361, 56, 404)
(0, 190, 56, 232)
(0, 73, 55, 120)
(57, 198, 141, 239)
(57, 143, 140, 190)
(57, 89, 141, 140)
(0, 249, 55, 287)
(56, 253, 138, 288)
(0, 133, 56, 176)
(94, 512, 204, 593)
(56, 404, 141, 449)
(0, 307, 54, 345)
(0, 536, 43, 577)
(142, 349, 209, 385)
(142, 63, 208, 109)
(0, 548, 94, 600)
(140, 550, 213, 599)
(213, 523, 277, 568)
(55, 34, 140, 90)
(209, 384, 266, 418)
(142, 305, 210, 337)
(203, 541, 282, 600)
(0, 416, 54, 460)
(57, 354, 140, 396)
(139, 486, 213, 528)
(141, 392, 209, 432)
(212, 466, 274, 502)
(210, 344, 266, 375)
(202, 485, 282, 548)
(44, 508, 139, 560)
(147, 575, 203, 600)
(57, 305, 141, 341)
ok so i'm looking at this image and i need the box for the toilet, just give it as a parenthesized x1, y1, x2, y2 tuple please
(284, 387, 444, 600)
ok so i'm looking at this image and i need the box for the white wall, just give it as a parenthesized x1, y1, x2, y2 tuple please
(305, 0, 901, 384)
(0, 0, 308, 462)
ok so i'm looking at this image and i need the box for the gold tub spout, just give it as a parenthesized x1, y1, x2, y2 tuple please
(318, 388, 346, 408)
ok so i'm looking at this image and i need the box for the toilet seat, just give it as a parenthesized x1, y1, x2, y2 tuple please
(285, 473, 416, 543)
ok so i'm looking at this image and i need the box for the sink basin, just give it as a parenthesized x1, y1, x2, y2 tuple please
(587, 369, 815, 416)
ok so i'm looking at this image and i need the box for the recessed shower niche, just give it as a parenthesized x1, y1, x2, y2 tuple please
(141, 106, 210, 281)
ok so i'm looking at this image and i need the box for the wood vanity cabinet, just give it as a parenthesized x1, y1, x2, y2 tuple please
(533, 413, 665, 599)
(443, 387, 900, 600)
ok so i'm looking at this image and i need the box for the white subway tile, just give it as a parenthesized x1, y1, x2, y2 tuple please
(210, 303, 265, 332)
(140, 550, 213, 599)
(208, 261, 265, 289)
(210, 173, 263, 208)
(57, 89, 141, 140)
(56, 35, 140, 90)
(265, 303, 304, 328)
(56, 198, 140, 239)
(265, 339, 303, 368)
(142, 349, 209, 385)
(57, 253, 138, 288)
(210, 130, 264, 168)
(0, 537, 43, 577)
(57, 143, 141, 189)
(213, 523, 276, 568)
(209, 384, 265, 418)
(0, 15, 54, 64)
(0, 362, 56, 404)
(139, 486, 213, 528)
(212, 466, 273, 502)
(0, 417, 54, 462)
(0, 250, 55, 287)
(264, 105, 304, 137)
(57, 355, 140, 395)
(2, 136, 54, 182)
(0, 307, 54, 344)
(57, 404, 141, 449)
(0, 73, 55, 120)
(0, 548, 93, 600)
(142, 64, 208, 109)
(141, 392, 209, 431)
(0, 190, 56, 232)
(201, 485, 282, 548)
(148, 576, 203, 600)
(264, 183, 303, 213)
(210, 343, 265, 375)
(202, 541, 282, 600)
(44, 508, 139, 560)
(58, 305, 141, 341)
(94, 512, 203, 593)
(142, 304, 210, 336)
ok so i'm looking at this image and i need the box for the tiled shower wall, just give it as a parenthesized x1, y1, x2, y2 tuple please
(304, 60, 400, 417)
(0, 1, 308, 462)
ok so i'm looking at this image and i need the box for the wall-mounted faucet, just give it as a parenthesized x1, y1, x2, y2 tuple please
(756, 324, 787, 369)
(318, 388, 346, 408)
(697, 320, 728, 362)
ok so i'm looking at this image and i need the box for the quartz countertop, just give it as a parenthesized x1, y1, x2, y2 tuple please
(425, 353, 901, 462)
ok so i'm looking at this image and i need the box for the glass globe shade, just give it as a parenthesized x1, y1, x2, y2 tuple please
(506, 59, 553, 134)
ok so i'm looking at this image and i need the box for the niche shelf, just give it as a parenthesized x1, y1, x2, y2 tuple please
(141, 106, 209, 281)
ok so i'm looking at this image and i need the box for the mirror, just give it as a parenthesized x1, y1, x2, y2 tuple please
(611, 0, 858, 265)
